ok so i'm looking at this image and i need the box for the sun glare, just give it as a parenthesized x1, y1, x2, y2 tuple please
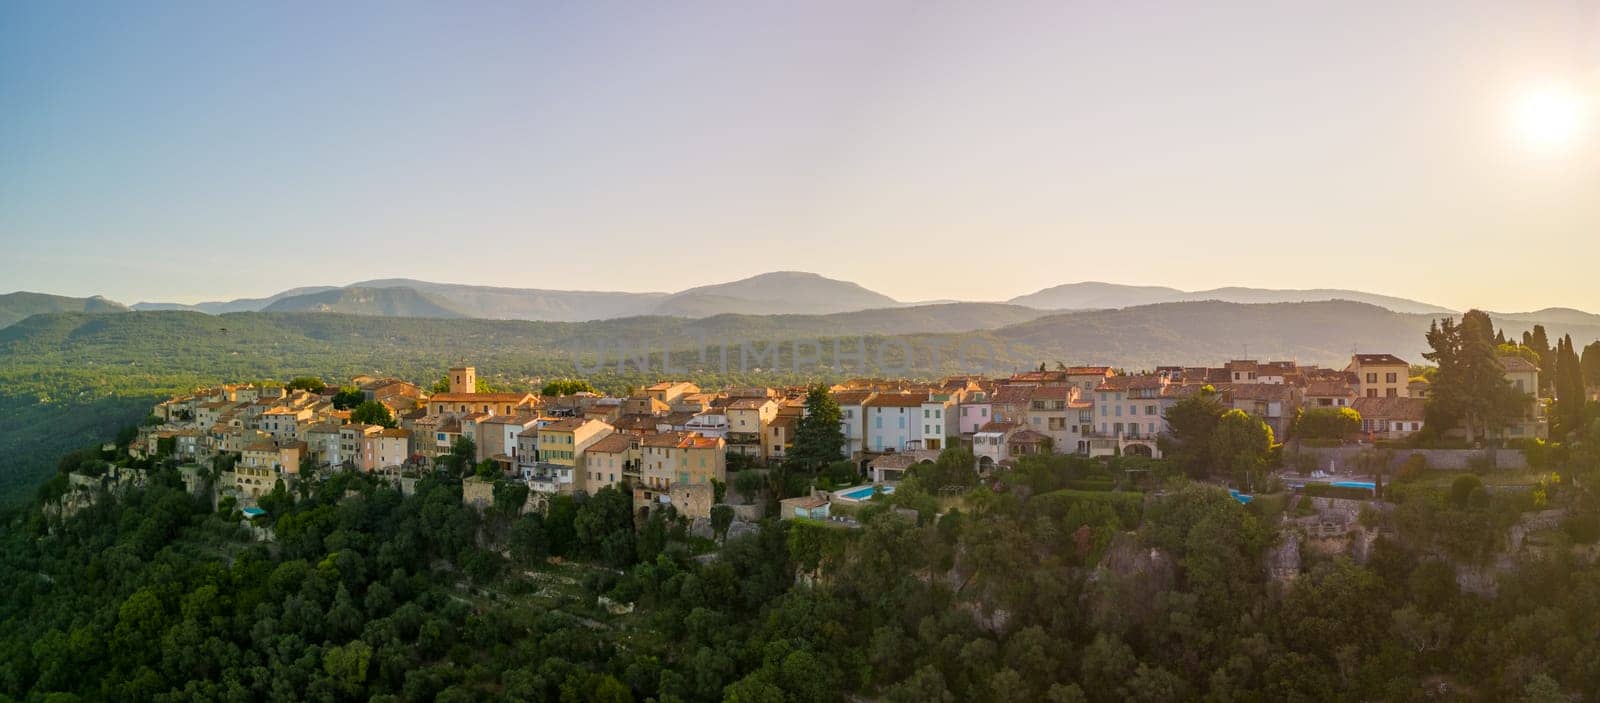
(1510, 82, 1590, 153)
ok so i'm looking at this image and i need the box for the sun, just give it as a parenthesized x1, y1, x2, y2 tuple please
(1510, 82, 1590, 152)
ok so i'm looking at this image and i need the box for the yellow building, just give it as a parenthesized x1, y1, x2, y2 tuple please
(532, 419, 615, 494)
(448, 366, 477, 394)
(582, 433, 639, 492)
(725, 397, 778, 460)
(1345, 354, 1411, 398)
(640, 431, 726, 492)
(1498, 356, 1546, 439)
(426, 392, 537, 418)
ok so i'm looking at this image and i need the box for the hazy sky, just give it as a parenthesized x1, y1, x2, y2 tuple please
(3, 1, 1598, 310)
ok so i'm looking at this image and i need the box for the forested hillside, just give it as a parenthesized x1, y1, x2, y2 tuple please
(7, 446, 1600, 700)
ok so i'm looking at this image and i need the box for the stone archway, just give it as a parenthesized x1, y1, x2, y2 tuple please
(1124, 442, 1154, 458)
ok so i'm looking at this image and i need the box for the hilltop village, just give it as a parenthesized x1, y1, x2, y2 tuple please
(127, 347, 1549, 523)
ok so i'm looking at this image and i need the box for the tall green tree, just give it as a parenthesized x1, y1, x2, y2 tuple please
(1582, 341, 1600, 388)
(1525, 324, 1552, 392)
(1554, 335, 1587, 438)
(1210, 410, 1273, 491)
(350, 400, 397, 428)
(1158, 387, 1226, 477)
(789, 384, 845, 472)
(1425, 311, 1520, 443)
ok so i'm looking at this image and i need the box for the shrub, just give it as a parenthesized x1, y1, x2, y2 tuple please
(1450, 474, 1483, 508)
(1395, 454, 1428, 483)
(1297, 407, 1361, 440)
(1063, 478, 1116, 492)
(1031, 489, 1143, 530)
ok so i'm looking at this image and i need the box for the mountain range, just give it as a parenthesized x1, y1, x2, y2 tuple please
(3, 271, 1590, 329)
(0, 292, 129, 328)
(1006, 281, 1455, 315)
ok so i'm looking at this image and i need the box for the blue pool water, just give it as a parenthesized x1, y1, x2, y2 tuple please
(838, 485, 895, 500)
(1228, 489, 1254, 504)
(242, 507, 266, 518)
(1331, 481, 1377, 490)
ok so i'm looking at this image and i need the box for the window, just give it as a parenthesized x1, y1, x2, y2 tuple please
(1146, 405, 1157, 415)
(1386, 372, 1398, 383)
(1366, 389, 1378, 398)
(1366, 373, 1377, 383)
(1386, 388, 1398, 398)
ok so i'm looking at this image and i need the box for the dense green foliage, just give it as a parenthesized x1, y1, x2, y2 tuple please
(350, 401, 397, 429)
(541, 379, 598, 397)
(1295, 406, 1361, 440)
(788, 385, 845, 472)
(1424, 310, 1526, 442)
(8, 432, 1600, 701)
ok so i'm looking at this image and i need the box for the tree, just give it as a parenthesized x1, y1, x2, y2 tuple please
(286, 377, 327, 393)
(1525, 324, 1553, 393)
(789, 384, 845, 472)
(541, 379, 596, 396)
(350, 401, 396, 428)
(1159, 388, 1226, 477)
(509, 513, 549, 565)
(710, 504, 735, 541)
(573, 486, 636, 567)
(1424, 311, 1521, 443)
(1553, 335, 1587, 438)
(1582, 341, 1600, 388)
(1295, 407, 1360, 440)
(331, 387, 365, 410)
(1210, 410, 1273, 492)
(440, 436, 476, 476)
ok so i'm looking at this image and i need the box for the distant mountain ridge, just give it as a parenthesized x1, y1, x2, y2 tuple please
(23, 272, 1596, 328)
(260, 286, 468, 318)
(0, 292, 128, 328)
(1007, 281, 1455, 315)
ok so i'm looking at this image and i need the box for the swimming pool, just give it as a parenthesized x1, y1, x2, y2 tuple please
(1331, 481, 1377, 490)
(836, 485, 895, 501)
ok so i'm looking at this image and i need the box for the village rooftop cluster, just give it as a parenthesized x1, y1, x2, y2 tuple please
(135, 352, 1547, 521)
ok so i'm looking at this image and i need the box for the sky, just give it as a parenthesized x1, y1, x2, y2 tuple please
(2, 1, 1599, 311)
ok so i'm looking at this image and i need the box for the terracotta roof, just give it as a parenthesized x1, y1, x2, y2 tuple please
(1030, 386, 1074, 401)
(587, 433, 636, 454)
(863, 393, 928, 408)
(990, 386, 1036, 404)
(831, 390, 876, 405)
(376, 428, 411, 438)
(542, 418, 600, 432)
(1096, 375, 1166, 392)
(1304, 380, 1355, 397)
(976, 420, 1020, 433)
(1009, 429, 1049, 443)
(727, 397, 775, 410)
(428, 392, 536, 403)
